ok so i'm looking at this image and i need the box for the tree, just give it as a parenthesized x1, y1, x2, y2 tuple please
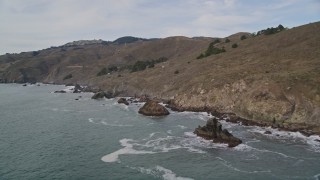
(225, 38, 230, 43)
(240, 35, 247, 40)
(278, 24, 284, 31)
(131, 61, 147, 72)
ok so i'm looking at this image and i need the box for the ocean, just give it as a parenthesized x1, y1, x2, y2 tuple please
(0, 83, 320, 180)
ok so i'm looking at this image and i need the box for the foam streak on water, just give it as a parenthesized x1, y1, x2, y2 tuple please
(130, 166, 194, 180)
(101, 139, 155, 162)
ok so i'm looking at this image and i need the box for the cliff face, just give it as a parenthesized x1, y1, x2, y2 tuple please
(1, 22, 320, 133)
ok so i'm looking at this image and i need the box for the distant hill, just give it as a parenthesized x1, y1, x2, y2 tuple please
(1, 22, 320, 134)
(112, 36, 153, 45)
(62, 39, 109, 47)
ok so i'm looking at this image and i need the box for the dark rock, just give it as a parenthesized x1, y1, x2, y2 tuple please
(91, 91, 106, 99)
(264, 131, 272, 134)
(73, 89, 81, 93)
(118, 98, 129, 105)
(54, 90, 66, 93)
(104, 91, 114, 99)
(75, 99, 79, 100)
(138, 99, 170, 116)
(91, 91, 114, 99)
(22, 84, 27, 86)
(73, 84, 83, 93)
(194, 118, 242, 147)
(315, 139, 320, 143)
(299, 130, 313, 137)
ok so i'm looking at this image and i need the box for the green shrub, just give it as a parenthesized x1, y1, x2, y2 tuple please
(232, 43, 238, 48)
(32, 51, 39, 56)
(97, 67, 108, 76)
(240, 35, 247, 40)
(197, 41, 226, 59)
(129, 57, 168, 72)
(108, 65, 118, 72)
(97, 65, 119, 76)
(213, 39, 220, 44)
(225, 38, 230, 43)
(63, 74, 73, 80)
(174, 70, 179, 74)
(197, 53, 205, 59)
(131, 61, 147, 72)
(256, 24, 286, 36)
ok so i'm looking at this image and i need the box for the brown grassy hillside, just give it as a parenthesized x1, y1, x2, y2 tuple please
(1, 22, 320, 134)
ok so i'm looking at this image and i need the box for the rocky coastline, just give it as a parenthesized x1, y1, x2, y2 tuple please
(166, 100, 319, 136)
(6, 81, 320, 137)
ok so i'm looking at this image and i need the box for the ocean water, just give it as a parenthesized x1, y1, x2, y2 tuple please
(0, 84, 320, 180)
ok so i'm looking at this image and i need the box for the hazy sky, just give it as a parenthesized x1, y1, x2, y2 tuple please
(0, 0, 319, 54)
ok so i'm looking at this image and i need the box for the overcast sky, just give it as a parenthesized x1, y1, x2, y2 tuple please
(0, 0, 319, 55)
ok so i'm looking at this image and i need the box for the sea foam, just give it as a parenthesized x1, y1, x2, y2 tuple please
(88, 118, 133, 127)
(130, 165, 194, 180)
(101, 139, 155, 163)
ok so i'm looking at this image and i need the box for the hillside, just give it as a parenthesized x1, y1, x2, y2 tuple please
(1, 22, 320, 134)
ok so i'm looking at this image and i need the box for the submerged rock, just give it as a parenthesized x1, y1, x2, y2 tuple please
(138, 99, 170, 116)
(118, 98, 129, 105)
(54, 90, 66, 93)
(264, 130, 272, 134)
(194, 118, 242, 147)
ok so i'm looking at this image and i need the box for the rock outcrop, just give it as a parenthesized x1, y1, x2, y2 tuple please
(91, 91, 113, 99)
(138, 99, 170, 116)
(118, 98, 129, 105)
(194, 118, 242, 147)
(73, 84, 83, 93)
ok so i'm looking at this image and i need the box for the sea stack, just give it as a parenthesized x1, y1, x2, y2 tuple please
(138, 99, 170, 116)
(118, 98, 129, 105)
(194, 117, 242, 147)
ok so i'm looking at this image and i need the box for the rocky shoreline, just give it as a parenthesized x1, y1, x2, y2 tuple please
(8, 82, 320, 137)
(165, 100, 319, 136)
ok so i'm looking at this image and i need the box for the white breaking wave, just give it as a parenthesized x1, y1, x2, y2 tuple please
(101, 139, 155, 163)
(156, 166, 194, 180)
(247, 126, 320, 153)
(114, 102, 129, 111)
(63, 86, 75, 93)
(101, 131, 228, 163)
(233, 144, 255, 152)
(130, 165, 194, 180)
(233, 142, 297, 159)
